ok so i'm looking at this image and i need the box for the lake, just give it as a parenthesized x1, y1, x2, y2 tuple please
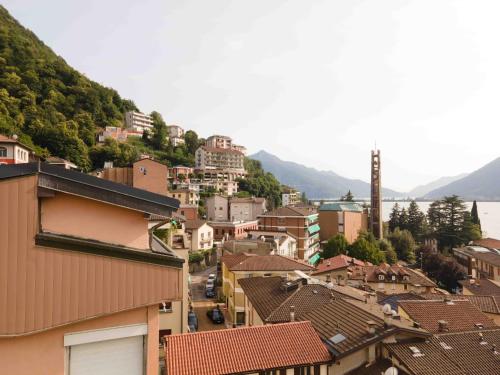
(382, 201, 500, 239)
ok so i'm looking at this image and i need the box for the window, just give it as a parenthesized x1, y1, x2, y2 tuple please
(378, 275, 385, 281)
(391, 275, 396, 281)
(236, 312, 245, 325)
(0, 147, 6, 157)
(159, 329, 172, 344)
(159, 301, 173, 313)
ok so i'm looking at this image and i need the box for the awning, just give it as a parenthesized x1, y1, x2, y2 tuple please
(308, 253, 321, 265)
(308, 224, 320, 235)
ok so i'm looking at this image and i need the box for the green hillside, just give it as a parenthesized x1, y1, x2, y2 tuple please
(0, 5, 139, 170)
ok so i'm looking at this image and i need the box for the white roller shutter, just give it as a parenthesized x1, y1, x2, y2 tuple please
(69, 335, 144, 375)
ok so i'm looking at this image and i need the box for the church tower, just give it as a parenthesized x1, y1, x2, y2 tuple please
(370, 149, 383, 239)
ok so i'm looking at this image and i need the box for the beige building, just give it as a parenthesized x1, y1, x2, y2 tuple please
(167, 188, 200, 206)
(205, 195, 230, 221)
(205, 134, 233, 149)
(124, 111, 154, 133)
(281, 186, 301, 206)
(318, 202, 368, 243)
(0, 162, 184, 375)
(195, 146, 245, 171)
(184, 219, 214, 251)
(230, 196, 267, 221)
(453, 243, 500, 281)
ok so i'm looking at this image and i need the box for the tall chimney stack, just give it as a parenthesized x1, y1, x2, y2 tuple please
(370, 149, 383, 239)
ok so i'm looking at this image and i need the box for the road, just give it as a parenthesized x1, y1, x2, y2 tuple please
(190, 265, 217, 301)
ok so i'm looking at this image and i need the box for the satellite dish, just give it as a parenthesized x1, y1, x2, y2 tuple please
(384, 367, 398, 375)
(382, 304, 392, 314)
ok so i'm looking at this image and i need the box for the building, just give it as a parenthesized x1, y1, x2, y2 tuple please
(223, 238, 275, 256)
(318, 202, 368, 243)
(124, 111, 154, 133)
(0, 134, 34, 165)
(99, 158, 169, 196)
(258, 206, 320, 260)
(232, 144, 247, 154)
(453, 244, 500, 281)
(205, 134, 233, 149)
(459, 277, 500, 296)
(45, 156, 79, 170)
(370, 149, 383, 239)
(311, 254, 371, 283)
(221, 253, 314, 324)
(167, 125, 185, 146)
(164, 321, 331, 375)
(282, 186, 301, 206)
(205, 195, 230, 221)
(168, 165, 193, 184)
(195, 146, 245, 171)
(230, 196, 267, 221)
(196, 168, 244, 196)
(184, 219, 213, 251)
(177, 204, 198, 220)
(98, 126, 129, 143)
(397, 299, 497, 333)
(167, 188, 200, 206)
(0, 162, 184, 375)
(247, 229, 298, 258)
(349, 263, 437, 294)
(209, 220, 259, 240)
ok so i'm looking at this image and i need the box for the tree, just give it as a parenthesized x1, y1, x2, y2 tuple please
(407, 200, 426, 241)
(471, 200, 482, 234)
(340, 190, 354, 202)
(388, 203, 401, 232)
(322, 234, 349, 259)
(184, 130, 200, 155)
(348, 231, 386, 264)
(398, 208, 409, 231)
(177, 173, 186, 182)
(388, 228, 416, 263)
(378, 238, 398, 265)
(300, 192, 308, 204)
(149, 111, 167, 150)
(237, 158, 282, 209)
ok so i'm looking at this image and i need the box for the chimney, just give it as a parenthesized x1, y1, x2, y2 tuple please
(325, 274, 332, 284)
(438, 320, 449, 332)
(290, 306, 295, 322)
(366, 320, 377, 335)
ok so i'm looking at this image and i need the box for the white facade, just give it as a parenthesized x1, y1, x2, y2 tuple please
(205, 135, 233, 149)
(124, 111, 153, 133)
(168, 125, 184, 138)
(0, 138, 31, 165)
(186, 223, 214, 251)
(282, 191, 301, 206)
(195, 147, 245, 171)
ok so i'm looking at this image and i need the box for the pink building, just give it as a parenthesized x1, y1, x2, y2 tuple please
(0, 134, 35, 165)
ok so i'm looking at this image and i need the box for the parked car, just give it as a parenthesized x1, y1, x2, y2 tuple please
(188, 311, 198, 332)
(207, 273, 216, 282)
(205, 286, 216, 298)
(206, 307, 225, 324)
(206, 279, 215, 289)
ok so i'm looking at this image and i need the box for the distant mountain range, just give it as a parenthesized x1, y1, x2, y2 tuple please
(407, 173, 468, 198)
(249, 150, 403, 199)
(424, 157, 500, 200)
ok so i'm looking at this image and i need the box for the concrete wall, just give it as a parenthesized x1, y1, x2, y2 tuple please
(133, 159, 168, 195)
(41, 191, 150, 250)
(206, 195, 229, 221)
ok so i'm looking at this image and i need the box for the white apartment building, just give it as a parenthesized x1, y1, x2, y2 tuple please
(195, 146, 245, 171)
(168, 125, 184, 138)
(124, 111, 154, 133)
(205, 135, 233, 149)
(0, 134, 33, 165)
(282, 187, 301, 206)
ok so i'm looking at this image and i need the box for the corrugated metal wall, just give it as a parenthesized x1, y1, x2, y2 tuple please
(0, 175, 182, 336)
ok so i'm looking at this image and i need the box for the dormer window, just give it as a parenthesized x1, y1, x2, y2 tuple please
(391, 275, 396, 281)
(403, 275, 410, 281)
(378, 275, 385, 281)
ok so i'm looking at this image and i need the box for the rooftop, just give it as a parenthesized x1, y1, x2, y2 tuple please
(319, 202, 365, 212)
(221, 253, 314, 272)
(184, 219, 208, 230)
(454, 245, 500, 267)
(398, 300, 497, 333)
(459, 278, 500, 296)
(260, 206, 318, 217)
(420, 294, 500, 315)
(164, 321, 331, 375)
(473, 237, 500, 250)
(350, 264, 436, 287)
(312, 254, 370, 275)
(378, 292, 427, 311)
(199, 145, 244, 155)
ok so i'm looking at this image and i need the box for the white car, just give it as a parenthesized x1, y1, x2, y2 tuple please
(207, 274, 216, 281)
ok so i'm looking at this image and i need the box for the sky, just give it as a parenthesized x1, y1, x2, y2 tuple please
(4, 0, 500, 192)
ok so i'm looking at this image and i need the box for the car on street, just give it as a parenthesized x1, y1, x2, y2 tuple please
(207, 273, 216, 282)
(188, 311, 198, 332)
(205, 287, 216, 298)
(206, 307, 225, 324)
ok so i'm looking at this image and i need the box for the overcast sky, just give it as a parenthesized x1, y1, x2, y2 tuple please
(5, 0, 500, 191)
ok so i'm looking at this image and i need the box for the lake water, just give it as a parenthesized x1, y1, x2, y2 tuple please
(382, 201, 500, 239)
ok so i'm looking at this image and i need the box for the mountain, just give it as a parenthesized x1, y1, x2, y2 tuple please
(249, 150, 403, 199)
(0, 5, 137, 169)
(407, 173, 468, 198)
(424, 157, 500, 200)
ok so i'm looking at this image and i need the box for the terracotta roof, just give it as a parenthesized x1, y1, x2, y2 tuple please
(473, 237, 500, 250)
(260, 206, 317, 217)
(350, 264, 436, 287)
(398, 300, 497, 333)
(378, 292, 426, 310)
(386, 328, 500, 375)
(312, 255, 370, 275)
(420, 294, 500, 315)
(300, 299, 389, 358)
(346, 358, 409, 375)
(221, 253, 314, 272)
(164, 322, 331, 375)
(184, 219, 208, 230)
(459, 278, 500, 296)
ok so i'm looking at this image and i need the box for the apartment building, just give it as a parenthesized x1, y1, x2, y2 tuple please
(124, 111, 154, 133)
(0, 134, 34, 165)
(0, 162, 184, 375)
(205, 134, 233, 149)
(195, 146, 245, 171)
(168, 165, 193, 183)
(184, 219, 213, 251)
(453, 241, 500, 281)
(281, 186, 301, 206)
(258, 206, 320, 260)
(318, 202, 368, 243)
(221, 253, 314, 324)
(210, 220, 259, 240)
(230, 197, 267, 221)
(168, 125, 185, 146)
(168, 188, 200, 206)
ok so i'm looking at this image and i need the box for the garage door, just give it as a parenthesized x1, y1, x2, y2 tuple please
(69, 335, 144, 375)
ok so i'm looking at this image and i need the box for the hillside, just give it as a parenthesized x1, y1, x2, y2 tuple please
(250, 150, 403, 199)
(425, 157, 500, 200)
(0, 5, 138, 170)
(407, 173, 468, 198)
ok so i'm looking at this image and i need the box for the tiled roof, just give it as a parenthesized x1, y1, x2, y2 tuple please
(473, 237, 500, 250)
(346, 358, 410, 375)
(459, 278, 500, 296)
(386, 328, 500, 375)
(420, 294, 500, 315)
(184, 219, 207, 230)
(300, 299, 388, 357)
(319, 202, 364, 212)
(312, 255, 370, 275)
(221, 253, 314, 272)
(378, 292, 426, 310)
(260, 206, 317, 217)
(398, 300, 497, 333)
(350, 264, 436, 287)
(164, 322, 331, 375)
(454, 245, 500, 266)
